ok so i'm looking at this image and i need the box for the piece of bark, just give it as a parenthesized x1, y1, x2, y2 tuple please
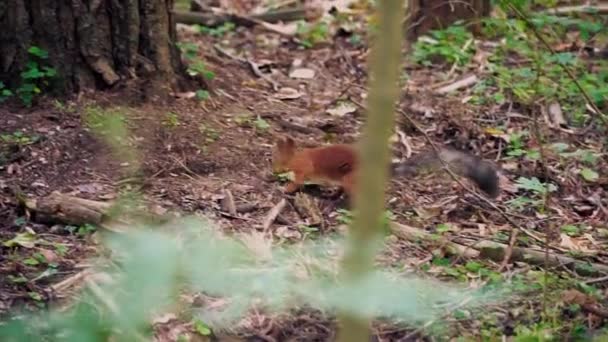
(236, 203, 257, 213)
(546, 101, 567, 128)
(25, 191, 113, 226)
(293, 192, 323, 227)
(24, 191, 171, 232)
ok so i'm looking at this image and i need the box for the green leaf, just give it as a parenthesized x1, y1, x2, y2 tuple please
(515, 177, 557, 194)
(43, 66, 57, 77)
(465, 261, 483, 272)
(196, 89, 210, 100)
(436, 223, 451, 233)
(23, 257, 40, 266)
(14, 217, 27, 226)
(28, 292, 43, 301)
(561, 225, 580, 236)
(21, 68, 45, 80)
(3, 232, 37, 248)
(254, 116, 270, 131)
(193, 319, 212, 336)
(551, 143, 569, 153)
(550, 52, 576, 65)
(27, 46, 48, 59)
(8, 275, 28, 283)
(580, 168, 598, 182)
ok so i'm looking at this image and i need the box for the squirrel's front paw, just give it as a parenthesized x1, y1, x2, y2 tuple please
(284, 182, 300, 193)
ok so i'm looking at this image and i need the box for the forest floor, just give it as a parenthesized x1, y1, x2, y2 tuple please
(1, 1, 608, 341)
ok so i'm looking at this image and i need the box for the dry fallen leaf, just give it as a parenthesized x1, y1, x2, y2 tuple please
(559, 234, 594, 253)
(289, 67, 316, 79)
(274, 87, 303, 100)
(326, 101, 357, 117)
(153, 313, 178, 325)
(275, 226, 302, 240)
(174, 91, 197, 99)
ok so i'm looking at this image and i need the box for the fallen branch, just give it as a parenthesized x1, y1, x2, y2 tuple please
(173, 7, 308, 27)
(25, 191, 113, 226)
(544, 5, 608, 15)
(24, 191, 171, 233)
(390, 222, 608, 277)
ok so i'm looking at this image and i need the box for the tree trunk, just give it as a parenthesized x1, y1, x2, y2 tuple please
(0, 0, 187, 100)
(406, 0, 491, 41)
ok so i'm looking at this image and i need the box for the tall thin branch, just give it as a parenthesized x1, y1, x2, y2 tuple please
(335, 1, 405, 341)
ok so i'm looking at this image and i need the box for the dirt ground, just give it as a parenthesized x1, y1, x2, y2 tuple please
(2, 2, 608, 341)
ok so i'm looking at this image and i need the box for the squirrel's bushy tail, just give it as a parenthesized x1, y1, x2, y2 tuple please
(390, 148, 500, 198)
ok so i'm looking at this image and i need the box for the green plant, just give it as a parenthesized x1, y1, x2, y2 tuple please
(53, 99, 76, 113)
(296, 20, 330, 48)
(505, 131, 529, 158)
(177, 43, 215, 80)
(0, 81, 12, 102)
(195, 89, 210, 101)
(163, 112, 180, 128)
(411, 23, 474, 67)
(560, 224, 581, 237)
(507, 176, 558, 211)
(64, 224, 97, 237)
(17, 46, 57, 106)
(198, 124, 220, 144)
(253, 116, 270, 132)
(479, 10, 608, 128)
(195, 22, 236, 37)
(0, 131, 40, 146)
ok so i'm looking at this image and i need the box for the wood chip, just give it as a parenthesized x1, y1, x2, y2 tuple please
(220, 189, 237, 216)
(434, 75, 478, 94)
(262, 199, 287, 232)
(546, 101, 568, 127)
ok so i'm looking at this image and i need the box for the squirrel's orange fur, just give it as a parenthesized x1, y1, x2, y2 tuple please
(272, 136, 359, 197)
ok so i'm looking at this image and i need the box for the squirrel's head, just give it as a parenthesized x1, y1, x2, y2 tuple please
(272, 136, 296, 173)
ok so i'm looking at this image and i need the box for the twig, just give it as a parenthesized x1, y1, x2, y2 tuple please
(434, 74, 478, 94)
(49, 269, 93, 294)
(262, 199, 287, 233)
(498, 228, 518, 271)
(396, 130, 412, 158)
(446, 38, 474, 78)
(585, 274, 608, 285)
(507, 2, 608, 129)
(213, 44, 279, 90)
(246, 59, 280, 91)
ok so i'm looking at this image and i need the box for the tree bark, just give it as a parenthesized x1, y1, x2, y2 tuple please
(406, 0, 491, 41)
(0, 0, 187, 100)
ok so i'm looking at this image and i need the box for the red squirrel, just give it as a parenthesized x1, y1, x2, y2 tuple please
(271, 136, 499, 200)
